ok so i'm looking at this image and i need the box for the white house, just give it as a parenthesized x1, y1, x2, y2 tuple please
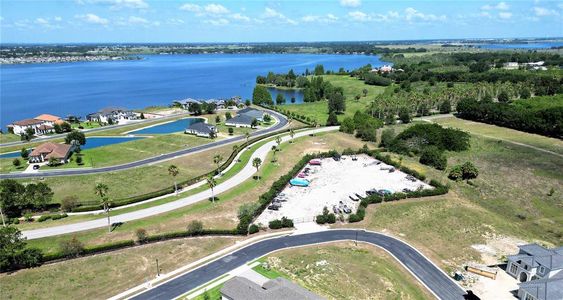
(8, 114, 63, 136)
(225, 114, 255, 128)
(87, 108, 138, 124)
(28, 142, 74, 164)
(237, 108, 266, 122)
(184, 122, 217, 138)
(506, 244, 563, 300)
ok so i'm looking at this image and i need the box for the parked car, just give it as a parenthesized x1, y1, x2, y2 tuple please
(33, 165, 40, 170)
(406, 175, 417, 182)
(332, 205, 341, 214)
(343, 205, 352, 214)
(268, 205, 280, 211)
(349, 195, 359, 202)
(402, 188, 412, 193)
(378, 189, 393, 195)
(351, 156, 358, 161)
(366, 189, 382, 196)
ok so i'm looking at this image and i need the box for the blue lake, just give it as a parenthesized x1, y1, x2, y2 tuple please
(0, 54, 383, 129)
(129, 118, 203, 134)
(267, 87, 305, 104)
(0, 136, 144, 159)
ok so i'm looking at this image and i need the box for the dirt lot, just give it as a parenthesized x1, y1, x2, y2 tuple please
(255, 154, 431, 225)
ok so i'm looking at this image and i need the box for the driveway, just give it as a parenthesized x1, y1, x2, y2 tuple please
(22, 126, 338, 240)
(130, 229, 467, 300)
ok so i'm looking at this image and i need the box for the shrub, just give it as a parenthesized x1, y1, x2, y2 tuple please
(326, 213, 336, 224)
(316, 214, 327, 224)
(135, 228, 148, 243)
(61, 195, 78, 212)
(398, 107, 411, 123)
(419, 147, 447, 170)
(76, 156, 83, 165)
(228, 128, 234, 135)
(59, 237, 85, 258)
(281, 217, 293, 228)
(37, 215, 51, 222)
(187, 220, 204, 235)
(12, 158, 21, 167)
(379, 129, 395, 148)
(269, 219, 283, 229)
(248, 224, 259, 234)
(448, 165, 463, 181)
(461, 162, 479, 180)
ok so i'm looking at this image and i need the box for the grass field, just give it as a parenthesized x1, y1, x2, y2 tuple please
(280, 75, 386, 124)
(25, 131, 373, 255)
(340, 123, 563, 274)
(0, 236, 239, 300)
(0, 133, 21, 143)
(258, 242, 432, 300)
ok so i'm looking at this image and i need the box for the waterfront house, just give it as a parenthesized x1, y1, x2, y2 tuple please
(174, 98, 201, 110)
(185, 122, 217, 138)
(505, 243, 563, 300)
(87, 108, 138, 124)
(237, 108, 266, 121)
(34, 114, 63, 126)
(225, 114, 255, 128)
(28, 142, 74, 164)
(220, 276, 324, 300)
(8, 114, 63, 136)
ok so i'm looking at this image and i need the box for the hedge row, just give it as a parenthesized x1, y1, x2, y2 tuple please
(37, 213, 68, 222)
(42, 240, 136, 262)
(262, 104, 314, 126)
(71, 126, 296, 212)
(144, 229, 238, 242)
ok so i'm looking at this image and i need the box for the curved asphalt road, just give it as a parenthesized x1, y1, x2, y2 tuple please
(0, 109, 288, 179)
(131, 230, 467, 300)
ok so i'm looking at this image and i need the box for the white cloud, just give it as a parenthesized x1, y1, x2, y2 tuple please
(262, 7, 297, 25)
(301, 14, 339, 23)
(167, 18, 185, 25)
(204, 18, 229, 26)
(54, 16, 62, 21)
(204, 4, 229, 14)
(179, 3, 201, 12)
(533, 7, 559, 16)
(498, 12, 512, 19)
(78, 0, 148, 10)
(75, 13, 109, 25)
(404, 7, 446, 22)
(348, 11, 370, 22)
(128, 16, 148, 24)
(35, 18, 49, 25)
(482, 2, 509, 10)
(231, 13, 251, 22)
(340, 0, 361, 8)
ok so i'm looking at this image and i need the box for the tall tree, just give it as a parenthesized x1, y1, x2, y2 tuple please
(213, 154, 224, 175)
(252, 157, 262, 180)
(94, 183, 111, 233)
(206, 176, 217, 203)
(168, 165, 180, 195)
(289, 129, 295, 143)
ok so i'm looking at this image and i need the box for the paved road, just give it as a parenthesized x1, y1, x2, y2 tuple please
(0, 111, 192, 147)
(22, 126, 338, 239)
(1, 110, 288, 179)
(131, 229, 467, 300)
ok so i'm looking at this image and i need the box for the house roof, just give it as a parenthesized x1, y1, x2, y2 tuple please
(519, 244, 554, 257)
(12, 118, 45, 126)
(226, 114, 255, 125)
(220, 277, 324, 300)
(34, 114, 61, 122)
(187, 122, 215, 134)
(238, 108, 265, 119)
(519, 272, 563, 300)
(29, 142, 72, 159)
(37, 124, 54, 131)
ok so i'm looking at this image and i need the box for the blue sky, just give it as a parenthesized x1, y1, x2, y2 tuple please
(1, 0, 561, 43)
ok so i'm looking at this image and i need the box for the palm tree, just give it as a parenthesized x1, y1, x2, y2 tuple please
(252, 157, 262, 180)
(245, 132, 250, 144)
(275, 136, 282, 150)
(206, 176, 217, 203)
(94, 183, 111, 233)
(289, 129, 295, 143)
(271, 145, 277, 162)
(167, 164, 180, 194)
(213, 154, 224, 175)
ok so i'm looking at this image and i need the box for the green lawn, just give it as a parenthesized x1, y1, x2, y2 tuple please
(0, 133, 21, 143)
(280, 75, 386, 124)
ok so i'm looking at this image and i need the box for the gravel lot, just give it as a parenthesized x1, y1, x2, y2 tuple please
(255, 154, 433, 225)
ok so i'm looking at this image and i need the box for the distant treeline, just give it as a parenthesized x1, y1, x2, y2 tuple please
(456, 97, 563, 138)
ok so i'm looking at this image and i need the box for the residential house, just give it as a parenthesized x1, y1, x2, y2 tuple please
(225, 114, 255, 128)
(238, 108, 266, 121)
(174, 98, 202, 110)
(506, 243, 563, 300)
(184, 122, 217, 138)
(220, 276, 324, 300)
(28, 142, 74, 164)
(503, 62, 520, 70)
(87, 108, 138, 124)
(8, 113, 63, 136)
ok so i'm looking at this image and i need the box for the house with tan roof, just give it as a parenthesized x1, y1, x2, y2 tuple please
(28, 142, 74, 164)
(8, 114, 62, 136)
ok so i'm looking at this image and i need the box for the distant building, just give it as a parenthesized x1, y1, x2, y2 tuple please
(370, 65, 394, 73)
(8, 114, 63, 136)
(28, 142, 74, 164)
(185, 122, 217, 138)
(220, 276, 324, 300)
(225, 114, 255, 128)
(504, 62, 520, 70)
(87, 108, 138, 124)
(174, 97, 243, 111)
(506, 243, 563, 300)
